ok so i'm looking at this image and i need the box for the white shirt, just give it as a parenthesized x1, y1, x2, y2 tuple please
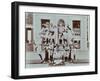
(63, 31, 68, 39)
(58, 26, 65, 34)
(40, 27, 49, 38)
(67, 30, 74, 45)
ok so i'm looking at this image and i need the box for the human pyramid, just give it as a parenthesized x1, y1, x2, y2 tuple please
(37, 19, 76, 65)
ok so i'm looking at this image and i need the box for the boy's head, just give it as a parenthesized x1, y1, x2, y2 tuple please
(58, 19, 65, 27)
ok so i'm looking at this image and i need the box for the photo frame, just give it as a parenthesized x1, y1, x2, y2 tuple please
(11, 1, 98, 79)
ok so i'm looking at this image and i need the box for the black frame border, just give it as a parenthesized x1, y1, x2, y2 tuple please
(11, 1, 98, 79)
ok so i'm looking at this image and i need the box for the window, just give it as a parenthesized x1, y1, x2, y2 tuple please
(73, 20, 80, 36)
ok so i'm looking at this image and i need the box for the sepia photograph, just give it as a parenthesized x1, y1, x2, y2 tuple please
(25, 12, 90, 68)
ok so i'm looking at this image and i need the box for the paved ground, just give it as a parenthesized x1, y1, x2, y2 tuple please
(26, 60, 89, 68)
(25, 50, 89, 68)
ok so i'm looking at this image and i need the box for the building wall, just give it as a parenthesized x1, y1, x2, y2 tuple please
(33, 13, 89, 51)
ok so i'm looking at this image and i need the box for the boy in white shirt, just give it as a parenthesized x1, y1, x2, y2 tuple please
(68, 40, 76, 63)
(40, 22, 50, 45)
